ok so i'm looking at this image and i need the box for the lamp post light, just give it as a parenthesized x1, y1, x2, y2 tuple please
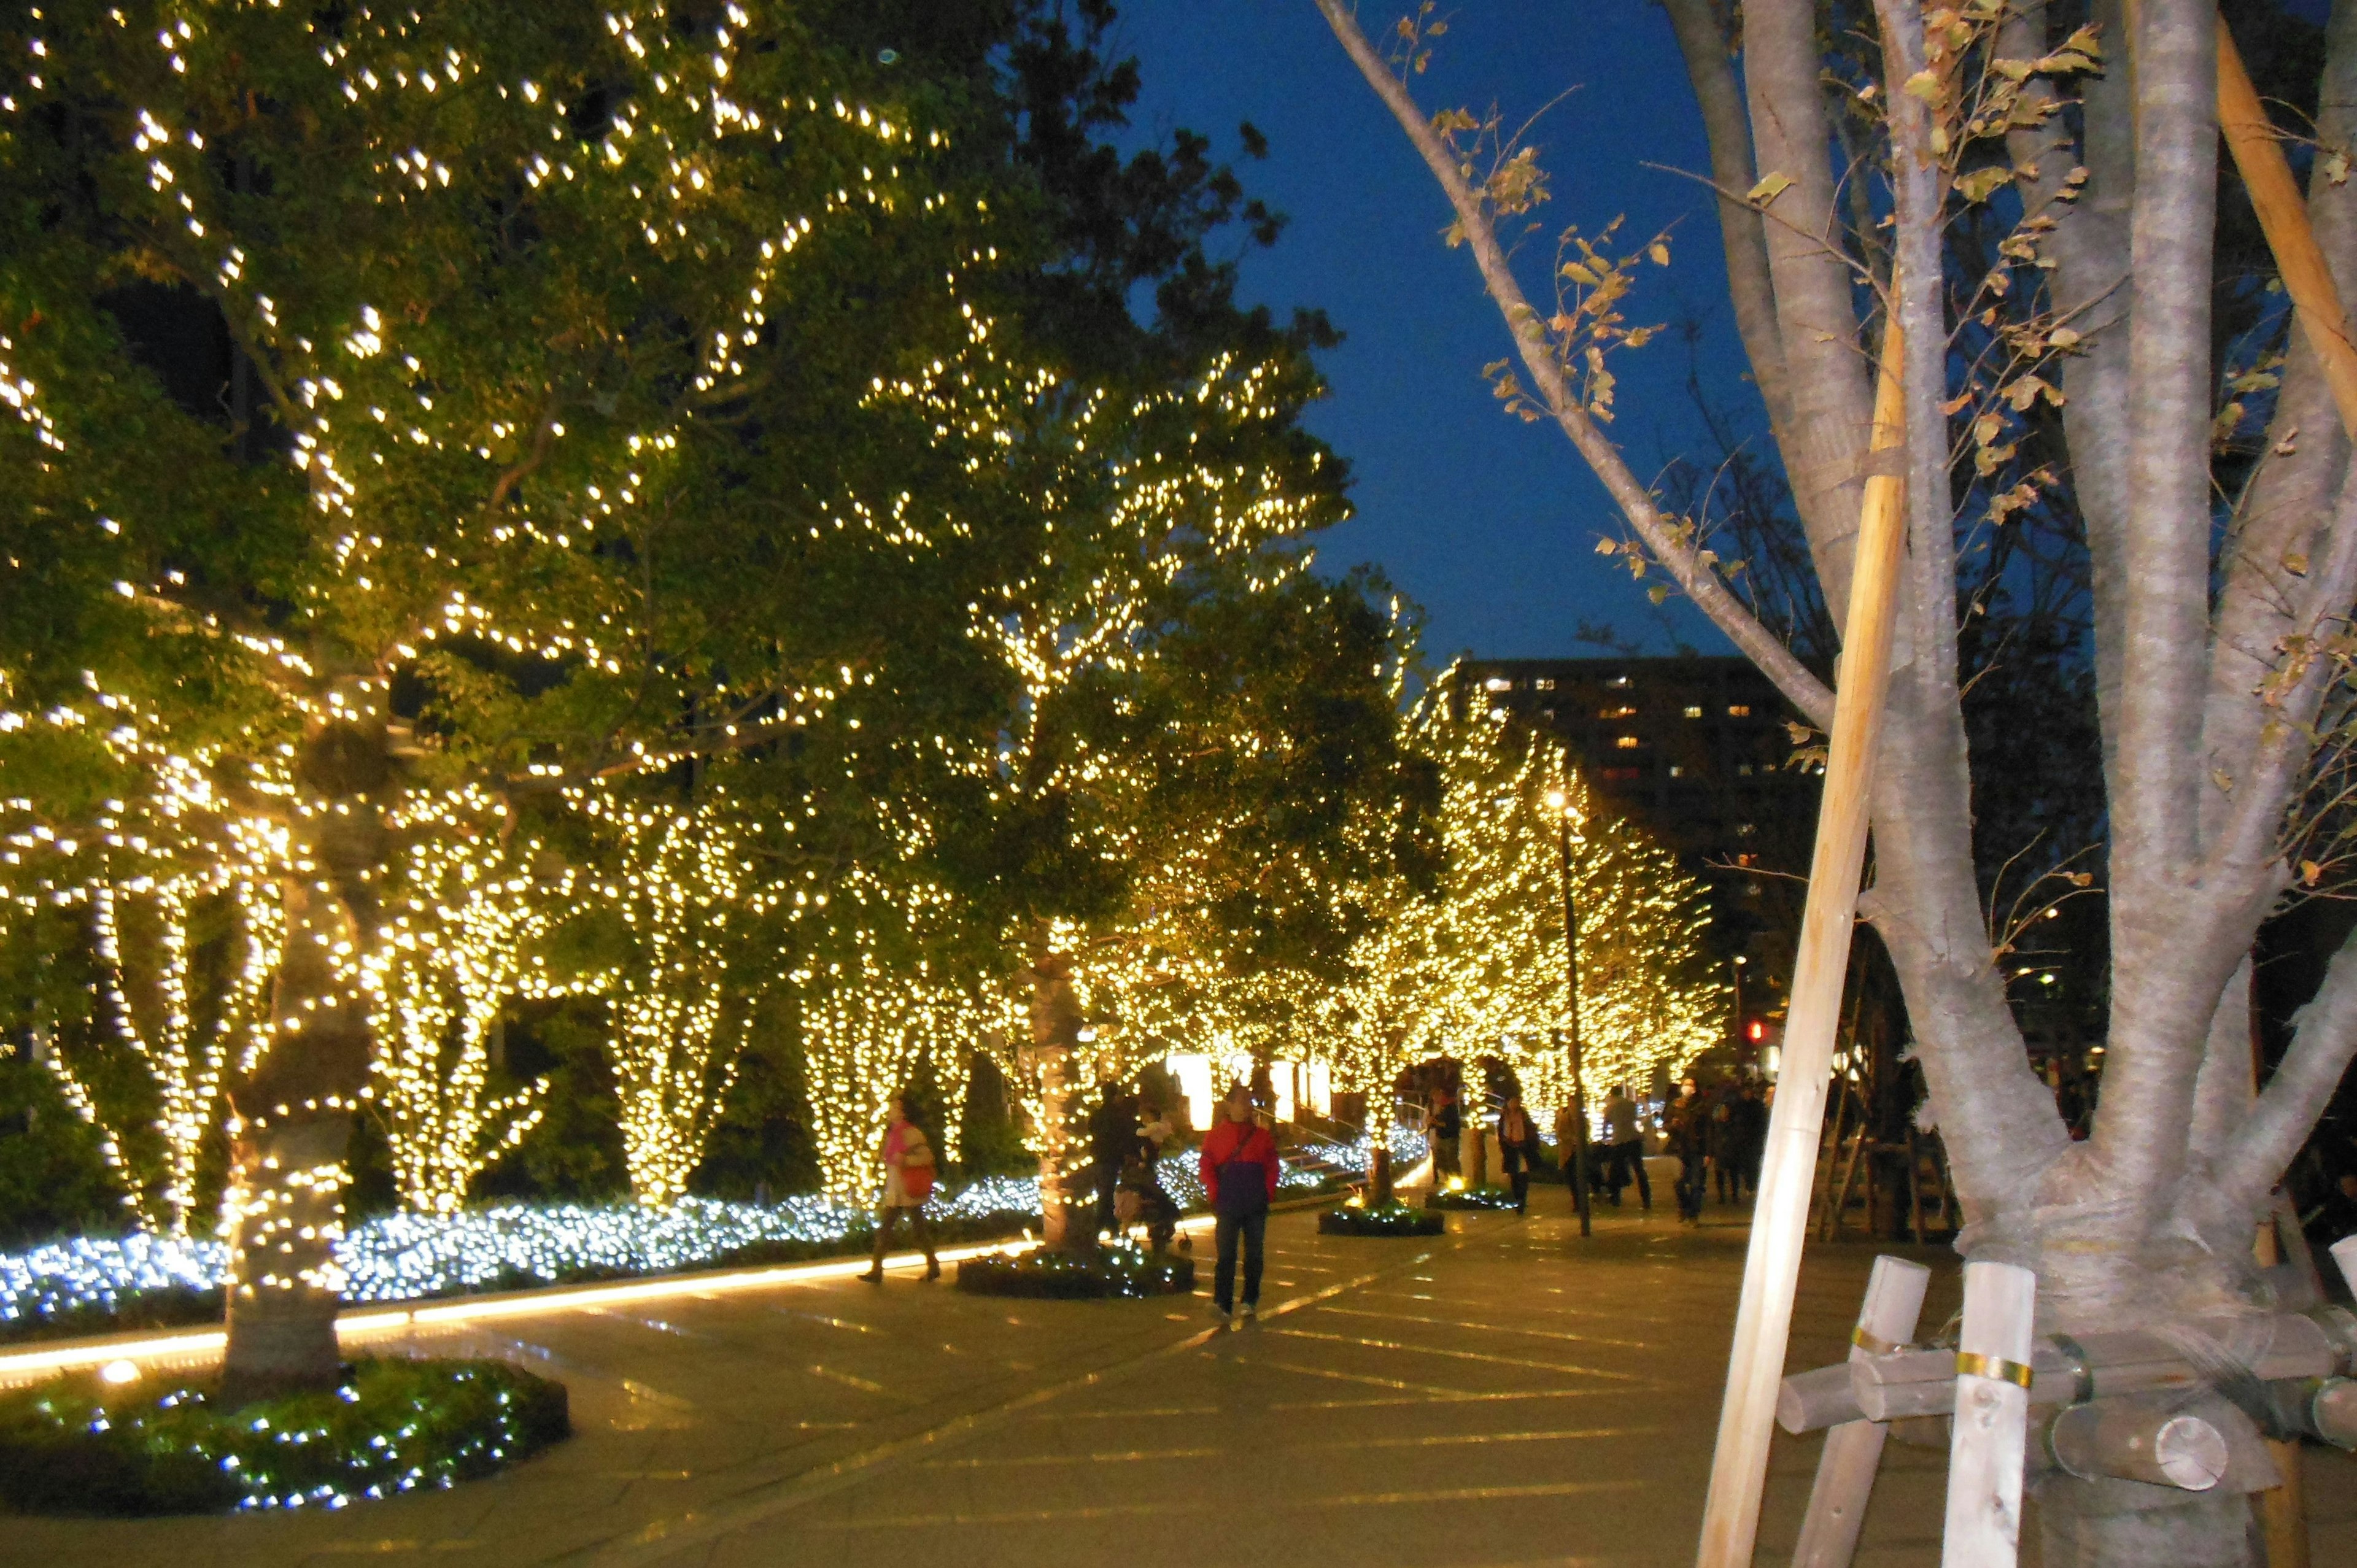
(1545, 788, 1594, 1239)
(1732, 954, 1747, 1056)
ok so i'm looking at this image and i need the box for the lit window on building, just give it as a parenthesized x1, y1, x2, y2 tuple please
(1668, 765, 1685, 778)
(1599, 704, 1636, 719)
(1608, 674, 1631, 687)
(1737, 763, 1754, 776)
(1746, 881, 1763, 898)
(1541, 706, 1557, 720)
(1615, 735, 1641, 750)
(1684, 705, 1703, 719)
(1535, 678, 1556, 691)
(1737, 822, 1757, 837)
(1484, 676, 1513, 692)
(1490, 707, 1509, 720)
(1603, 766, 1641, 781)
(1727, 703, 1752, 717)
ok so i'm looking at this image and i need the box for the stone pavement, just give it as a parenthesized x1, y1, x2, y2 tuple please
(6, 1184, 2353, 1568)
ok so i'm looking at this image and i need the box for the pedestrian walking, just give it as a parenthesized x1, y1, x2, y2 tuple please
(1426, 1086, 1461, 1185)
(1199, 1086, 1279, 1322)
(1666, 1076, 1708, 1224)
(1496, 1094, 1542, 1214)
(1601, 1083, 1651, 1210)
(1732, 1081, 1768, 1199)
(858, 1095, 940, 1281)
(1711, 1086, 1741, 1204)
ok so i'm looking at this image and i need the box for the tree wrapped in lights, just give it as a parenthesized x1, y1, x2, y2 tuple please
(47, 865, 281, 1237)
(787, 873, 985, 1200)
(1, 2, 1005, 1392)
(1324, 682, 1724, 1108)
(360, 809, 565, 1215)
(554, 795, 772, 1209)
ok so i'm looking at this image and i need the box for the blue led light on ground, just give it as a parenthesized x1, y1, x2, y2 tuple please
(0, 1143, 1406, 1332)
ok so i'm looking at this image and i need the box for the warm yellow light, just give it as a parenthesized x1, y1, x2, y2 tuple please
(99, 1359, 141, 1385)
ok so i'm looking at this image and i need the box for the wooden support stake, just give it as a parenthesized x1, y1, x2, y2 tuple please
(1791, 1256, 1932, 1568)
(1828, 1126, 1868, 1242)
(1695, 319, 1911, 1568)
(1942, 1260, 2037, 1568)
(2335, 1235, 2357, 1296)
(2218, 17, 2357, 439)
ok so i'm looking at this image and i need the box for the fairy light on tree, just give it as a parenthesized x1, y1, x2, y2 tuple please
(358, 808, 568, 1216)
(0, 1, 1000, 1393)
(1326, 679, 1724, 1111)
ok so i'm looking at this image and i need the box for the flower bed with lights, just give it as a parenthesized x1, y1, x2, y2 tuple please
(1317, 1199, 1445, 1237)
(0, 1182, 1046, 1344)
(1, 1153, 1399, 1342)
(0, 1356, 568, 1516)
(954, 1240, 1194, 1299)
(1423, 1184, 1521, 1211)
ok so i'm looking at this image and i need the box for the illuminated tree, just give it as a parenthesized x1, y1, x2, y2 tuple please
(1, 1, 999, 1393)
(1324, 682, 1724, 1109)
(50, 863, 279, 1237)
(564, 794, 778, 1209)
(360, 805, 564, 1215)
(785, 871, 985, 1199)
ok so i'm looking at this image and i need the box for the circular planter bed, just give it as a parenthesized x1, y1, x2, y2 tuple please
(1318, 1201, 1446, 1237)
(1424, 1184, 1520, 1212)
(0, 1356, 569, 1516)
(955, 1244, 1195, 1299)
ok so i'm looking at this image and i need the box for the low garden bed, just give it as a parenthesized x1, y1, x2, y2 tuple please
(0, 1356, 569, 1516)
(1317, 1200, 1446, 1237)
(955, 1242, 1195, 1299)
(1423, 1184, 1521, 1211)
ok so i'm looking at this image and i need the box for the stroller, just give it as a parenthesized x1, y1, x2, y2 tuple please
(1114, 1143, 1184, 1254)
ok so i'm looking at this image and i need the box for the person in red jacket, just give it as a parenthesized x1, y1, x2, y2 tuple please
(1198, 1085, 1280, 1322)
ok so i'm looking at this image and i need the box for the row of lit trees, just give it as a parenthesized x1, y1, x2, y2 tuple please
(0, 1, 1722, 1392)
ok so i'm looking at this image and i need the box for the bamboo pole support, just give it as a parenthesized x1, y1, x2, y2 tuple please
(1942, 1260, 2037, 1568)
(2218, 18, 2357, 439)
(1791, 1256, 1931, 1568)
(1695, 320, 1911, 1568)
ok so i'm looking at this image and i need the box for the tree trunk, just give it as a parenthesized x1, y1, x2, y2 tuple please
(220, 712, 386, 1402)
(1023, 948, 1088, 1251)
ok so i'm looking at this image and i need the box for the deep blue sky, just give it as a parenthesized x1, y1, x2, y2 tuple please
(1105, 1, 1757, 660)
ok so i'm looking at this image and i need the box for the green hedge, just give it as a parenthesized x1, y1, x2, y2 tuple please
(1317, 1200, 1445, 1236)
(0, 1357, 568, 1516)
(955, 1244, 1194, 1299)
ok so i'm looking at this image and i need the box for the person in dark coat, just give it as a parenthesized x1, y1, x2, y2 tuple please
(1666, 1077, 1708, 1223)
(1601, 1083, 1651, 1210)
(1732, 1081, 1768, 1199)
(1426, 1087, 1461, 1184)
(1198, 1086, 1280, 1321)
(1088, 1080, 1134, 1238)
(1496, 1094, 1542, 1214)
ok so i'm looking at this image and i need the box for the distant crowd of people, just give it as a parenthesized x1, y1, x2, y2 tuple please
(1420, 1073, 1772, 1223)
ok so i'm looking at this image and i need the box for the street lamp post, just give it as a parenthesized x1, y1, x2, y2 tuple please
(1547, 789, 1593, 1238)
(1732, 954, 1747, 1056)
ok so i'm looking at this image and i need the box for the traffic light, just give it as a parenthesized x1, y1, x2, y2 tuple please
(1746, 1019, 1764, 1043)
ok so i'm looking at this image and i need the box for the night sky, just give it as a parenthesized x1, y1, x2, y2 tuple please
(1106, 1, 1755, 663)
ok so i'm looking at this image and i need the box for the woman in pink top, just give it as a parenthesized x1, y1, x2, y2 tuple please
(859, 1096, 940, 1281)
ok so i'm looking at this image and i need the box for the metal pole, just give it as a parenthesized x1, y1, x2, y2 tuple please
(1558, 806, 1593, 1238)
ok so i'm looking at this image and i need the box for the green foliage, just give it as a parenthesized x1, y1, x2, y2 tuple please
(0, 1358, 567, 1516)
(954, 1242, 1194, 1297)
(1317, 1200, 1444, 1235)
(0, 1052, 127, 1248)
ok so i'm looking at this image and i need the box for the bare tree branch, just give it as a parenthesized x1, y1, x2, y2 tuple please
(1312, 0, 1833, 730)
(2218, 921, 2357, 1208)
(1661, 0, 1791, 436)
(1738, 0, 1879, 615)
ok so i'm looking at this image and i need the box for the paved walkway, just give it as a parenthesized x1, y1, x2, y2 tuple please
(6, 1184, 2353, 1567)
